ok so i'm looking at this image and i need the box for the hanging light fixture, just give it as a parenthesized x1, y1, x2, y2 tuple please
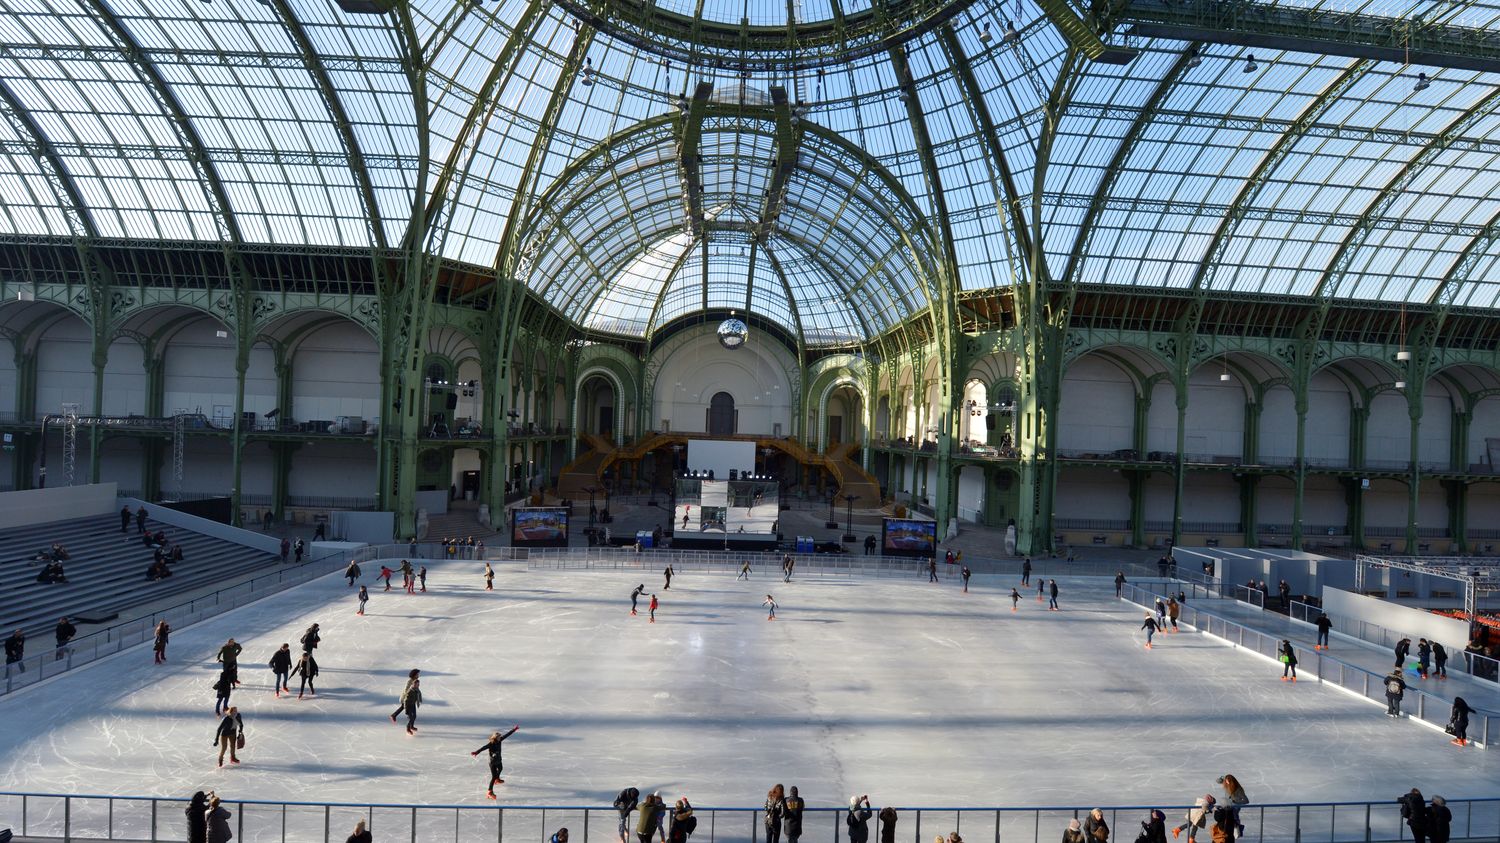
(979, 21, 993, 43)
(1414, 72, 1430, 92)
(1184, 46, 1202, 69)
(581, 57, 596, 87)
(1001, 19, 1020, 43)
(1396, 302, 1411, 361)
(1243, 54, 1258, 73)
(1220, 355, 1232, 382)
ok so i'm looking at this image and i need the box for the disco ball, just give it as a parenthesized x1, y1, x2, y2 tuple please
(717, 317, 748, 350)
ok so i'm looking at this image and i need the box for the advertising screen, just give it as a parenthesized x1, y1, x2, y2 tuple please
(882, 518, 937, 558)
(512, 507, 568, 547)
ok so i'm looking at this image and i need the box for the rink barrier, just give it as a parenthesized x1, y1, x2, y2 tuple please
(0, 544, 399, 698)
(2, 793, 1499, 843)
(1285, 599, 1500, 688)
(1121, 584, 1497, 746)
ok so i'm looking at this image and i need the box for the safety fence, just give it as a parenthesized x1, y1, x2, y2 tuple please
(1127, 578, 1264, 609)
(0, 793, 1496, 843)
(1285, 600, 1500, 686)
(1120, 584, 1496, 746)
(0, 546, 394, 698)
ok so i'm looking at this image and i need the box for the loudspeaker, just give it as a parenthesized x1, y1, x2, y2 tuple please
(446, 393, 458, 410)
(986, 414, 996, 430)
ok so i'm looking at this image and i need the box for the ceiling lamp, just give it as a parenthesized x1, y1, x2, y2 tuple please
(1396, 349, 1412, 361)
(1414, 72, 1431, 92)
(1219, 356, 1232, 382)
(1243, 54, 1258, 73)
(1184, 47, 1201, 69)
(979, 21, 993, 43)
(581, 57, 596, 87)
(1395, 380, 1408, 390)
(718, 316, 748, 350)
(1001, 20, 1020, 44)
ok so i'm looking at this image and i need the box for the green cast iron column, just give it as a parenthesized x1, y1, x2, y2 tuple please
(228, 345, 250, 527)
(13, 349, 36, 490)
(1292, 387, 1309, 551)
(1171, 377, 1188, 548)
(89, 343, 106, 482)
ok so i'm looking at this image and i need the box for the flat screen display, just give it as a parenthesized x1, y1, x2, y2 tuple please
(512, 507, 568, 547)
(882, 518, 937, 558)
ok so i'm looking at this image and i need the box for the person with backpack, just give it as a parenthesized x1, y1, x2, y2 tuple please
(1209, 806, 1234, 843)
(1315, 614, 1333, 650)
(1172, 795, 1214, 841)
(269, 644, 292, 696)
(1142, 614, 1161, 650)
(637, 793, 666, 843)
(1084, 809, 1109, 843)
(764, 785, 786, 843)
(782, 787, 805, 843)
(1398, 788, 1428, 843)
(1448, 697, 1475, 747)
(1433, 642, 1449, 678)
(1138, 810, 1168, 843)
(1427, 796, 1452, 843)
(1278, 640, 1298, 682)
(669, 797, 696, 843)
(847, 796, 873, 843)
(1386, 669, 1408, 717)
(614, 787, 641, 843)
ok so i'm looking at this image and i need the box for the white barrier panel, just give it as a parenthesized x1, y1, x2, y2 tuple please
(0, 483, 117, 530)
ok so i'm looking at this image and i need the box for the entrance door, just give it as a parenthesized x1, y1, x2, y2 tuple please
(828, 416, 843, 446)
(708, 392, 736, 436)
(598, 405, 614, 436)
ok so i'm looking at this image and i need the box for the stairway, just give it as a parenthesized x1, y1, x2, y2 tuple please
(826, 442, 882, 507)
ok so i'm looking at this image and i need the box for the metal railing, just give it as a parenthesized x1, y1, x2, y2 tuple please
(1285, 599, 1500, 686)
(1121, 584, 1496, 745)
(0, 546, 396, 698)
(2, 793, 1498, 843)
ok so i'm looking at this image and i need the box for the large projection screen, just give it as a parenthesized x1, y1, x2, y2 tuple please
(686, 439, 757, 479)
(674, 479, 779, 536)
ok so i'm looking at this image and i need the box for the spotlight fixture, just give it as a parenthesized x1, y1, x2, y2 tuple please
(1001, 19, 1020, 44)
(1395, 380, 1407, 390)
(581, 57, 595, 86)
(1184, 47, 1201, 68)
(1396, 349, 1412, 362)
(1243, 54, 1258, 73)
(1414, 72, 1430, 92)
(1219, 372, 1232, 382)
(979, 21, 993, 43)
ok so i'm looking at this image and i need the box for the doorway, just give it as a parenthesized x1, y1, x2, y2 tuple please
(708, 392, 736, 436)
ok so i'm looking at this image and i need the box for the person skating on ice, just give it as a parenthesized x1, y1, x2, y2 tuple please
(1217, 774, 1249, 838)
(1114, 571, 1126, 597)
(663, 565, 674, 590)
(1395, 637, 1411, 669)
(216, 638, 242, 686)
(1037, 579, 1046, 603)
(300, 623, 320, 654)
(764, 594, 778, 621)
(1448, 696, 1475, 746)
(927, 558, 938, 583)
(1385, 668, 1407, 717)
(1021, 557, 1032, 586)
(1171, 795, 1214, 841)
(153, 620, 170, 664)
(387, 668, 420, 722)
(400, 678, 422, 733)
(1279, 639, 1298, 681)
(1010, 588, 1021, 611)
(484, 562, 495, 591)
(291, 651, 318, 699)
(738, 560, 751, 580)
(357, 585, 369, 615)
(649, 594, 659, 623)
(470, 725, 520, 798)
(1048, 579, 1059, 611)
(419, 565, 427, 592)
(631, 584, 645, 616)
(1417, 639, 1432, 679)
(379, 565, 394, 592)
(54, 616, 75, 661)
(269, 643, 292, 697)
(1434, 642, 1449, 678)
(1141, 613, 1159, 649)
(213, 671, 233, 715)
(1167, 598, 1181, 633)
(212, 706, 243, 767)
(961, 566, 971, 592)
(1315, 613, 1332, 649)
(344, 560, 361, 586)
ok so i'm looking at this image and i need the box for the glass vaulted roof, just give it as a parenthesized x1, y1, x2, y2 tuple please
(2, 0, 1500, 346)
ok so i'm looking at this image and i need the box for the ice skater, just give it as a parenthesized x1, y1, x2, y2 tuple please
(400, 559, 415, 594)
(630, 584, 646, 615)
(344, 560, 361, 586)
(649, 593, 659, 623)
(390, 669, 419, 722)
(400, 678, 422, 734)
(1154, 597, 1167, 627)
(1142, 613, 1159, 649)
(300, 623, 320, 654)
(682, 508, 691, 530)
(738, 560, 751, 580)
(1021, 557, 1032, 586)
(213, 705, 243, 767)
(1434, 642, 1449, 678)
(54, 616, 75, 661)
(1048, 579, 1059, 611)
(764, 594, 777, 621)
(1385, 668, 1407, 716)
(291, 651, 318, 699)
(614, 787, 641, 843)
(1171, 795, 1214, 841)
(1167, 597, 1180, 632)
(961, 566, 971, 593)
(1417, 638, 1431, 679)
(213, 671, 233, 715)
(1010, 588, 1021, 611)
(1395, 637, 1411, 669)
(484, 562, 495, 591)
(470, 725, 520, 798)
(1449, 696, 1475, 746)
(663, 565, 674, 590)
(216, 638, 242, 686)
(1114, 571, 1126, 597)
(927, 558, 938, 583)
(1315, 613, 1332, 649)
(269, 643, 292, 696)
(418, 566, 427, 592)
(1037, 579, 1045, 602)
(1279, 639, 1297, 681)
(356, 585, 369, 615)
(1218, 775, 1249, 838)
(379, 565, 394, 591)
(153, 620, 170, 664)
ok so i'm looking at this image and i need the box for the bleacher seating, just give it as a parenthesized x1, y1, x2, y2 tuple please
(0, 510, 277, 638)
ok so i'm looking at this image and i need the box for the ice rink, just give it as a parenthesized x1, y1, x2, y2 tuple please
(0, 560, 1496, 808)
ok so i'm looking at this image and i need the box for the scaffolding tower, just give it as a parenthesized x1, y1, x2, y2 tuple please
(60, 403, 79, 487)
(1355, 554, 1500, 631)
(172, 412, 186, 498)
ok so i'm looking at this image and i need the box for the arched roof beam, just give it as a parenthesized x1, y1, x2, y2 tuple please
(0, 79, 100, 241)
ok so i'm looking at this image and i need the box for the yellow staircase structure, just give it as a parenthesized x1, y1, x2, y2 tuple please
(555, 433, 616, 498)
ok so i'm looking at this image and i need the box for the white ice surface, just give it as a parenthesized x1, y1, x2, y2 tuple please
(0, 562, 1496, 809)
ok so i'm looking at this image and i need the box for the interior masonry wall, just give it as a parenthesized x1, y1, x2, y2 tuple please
(650, 333, 794, 436)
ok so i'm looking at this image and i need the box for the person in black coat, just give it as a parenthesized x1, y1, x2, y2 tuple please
(292, 652, 318, 699)
(847, 796, 873, 843)
(5, 628, 25, 674)
(186, 790, 208, 843)
(1279, 640, 1298, 681)
(1139, 809, 1168, 843)
(1448, 697, 1476, 746)
(216, 639, 242, 685)
(782, 786, 805, 843)
(470, 725, 520, 798)
(269, 644, 293, 697)
(213, 672, 233, 716)
(1114, 571, 1126, 597)
(1386, 670, 1408, 717)
(301, 623, 320, 654)
(1427, 797, 1452, 843)
(206, 794, 232, 843)
(1398, 789, 1427, 843)
(213, 707, 243, 767)
(54, 617, 76, 661)
(1433, 642, 1449, 678)
(1395, 638, 1411, 669)
(135, 505, 148, 534)
(614, 787, 641, 843)
(153, 621, 170, 664)
(1315, 614, 1333, 650)
(1048, 579, 1060, 611)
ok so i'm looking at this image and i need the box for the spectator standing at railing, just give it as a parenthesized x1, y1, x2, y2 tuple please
(613, 787, 641, 843)
(153, 620, 170, 664)
(669, 798, 696, 843)
(764, 785, 787, 843)
(1140, 810, 1168, 843)
(1447, 697, 1475, 747)
(1157, 556, 1170, 577)
(1398, 788, 1427, 843)
(1063, 820, 1086, 843)
(1385, 669, 1408, 717)
(270, 643, 292, 697)
(477, 539, 485, 559)
(294, 538, 305, 564)
(782, 787, 805, 843)
(1417, 639, 1432, 679)
(878, 806, 898, 843)
(1433, 642, 1448, 678)
(551, 829, 570, 843)
(1278, 640, 1298, 682)
(1217, 775, 1248, 838)
(1277, 580, 1291, 611)
(186, 791, 208, 843)
(846, 796, 873, 843)
(1114, 571, 1126, 597)
(54, 616, 75, 661)
(1395, 638, 1412, 670)
(1427, 796, 1452, 843)
(409, 536, 417, 557)
(1083, 808, 1109, 843)
(346, 819, 373, 843)
(1167, 598, 1181, 633)
(206, 793, 233, 843)
(1315, 614, 1332, 650)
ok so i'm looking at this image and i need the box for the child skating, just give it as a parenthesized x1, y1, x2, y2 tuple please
(763, 594, 777, 621)
(1010, 588, 1021, 611)
(484, 563, 495, 591)
(418, 566, 427, 592)
(470, 725, 521, 798)
(356, 585, 369, 615)
(1141, 613, 1159, 649)
(648, 593, 659, 623)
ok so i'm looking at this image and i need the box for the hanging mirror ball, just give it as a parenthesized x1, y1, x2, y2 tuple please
(717, 317, 748, 349)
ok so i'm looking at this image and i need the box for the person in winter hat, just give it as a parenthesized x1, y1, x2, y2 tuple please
(877, 805, 898, 843)
(1385, 669, 1408, 717)
(1398, 788, 1427, 843)
(782, 787, 805, 843)
(847, 796, 873, 843)
(614, 787, 641, 843)
(1218, 775, 1249, 839)
(1427, 796, 1452, 843)
(1173, 796, 1215, 841)
(1063, 820, 1086, 843)
(1138, 810, 1167, 843)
